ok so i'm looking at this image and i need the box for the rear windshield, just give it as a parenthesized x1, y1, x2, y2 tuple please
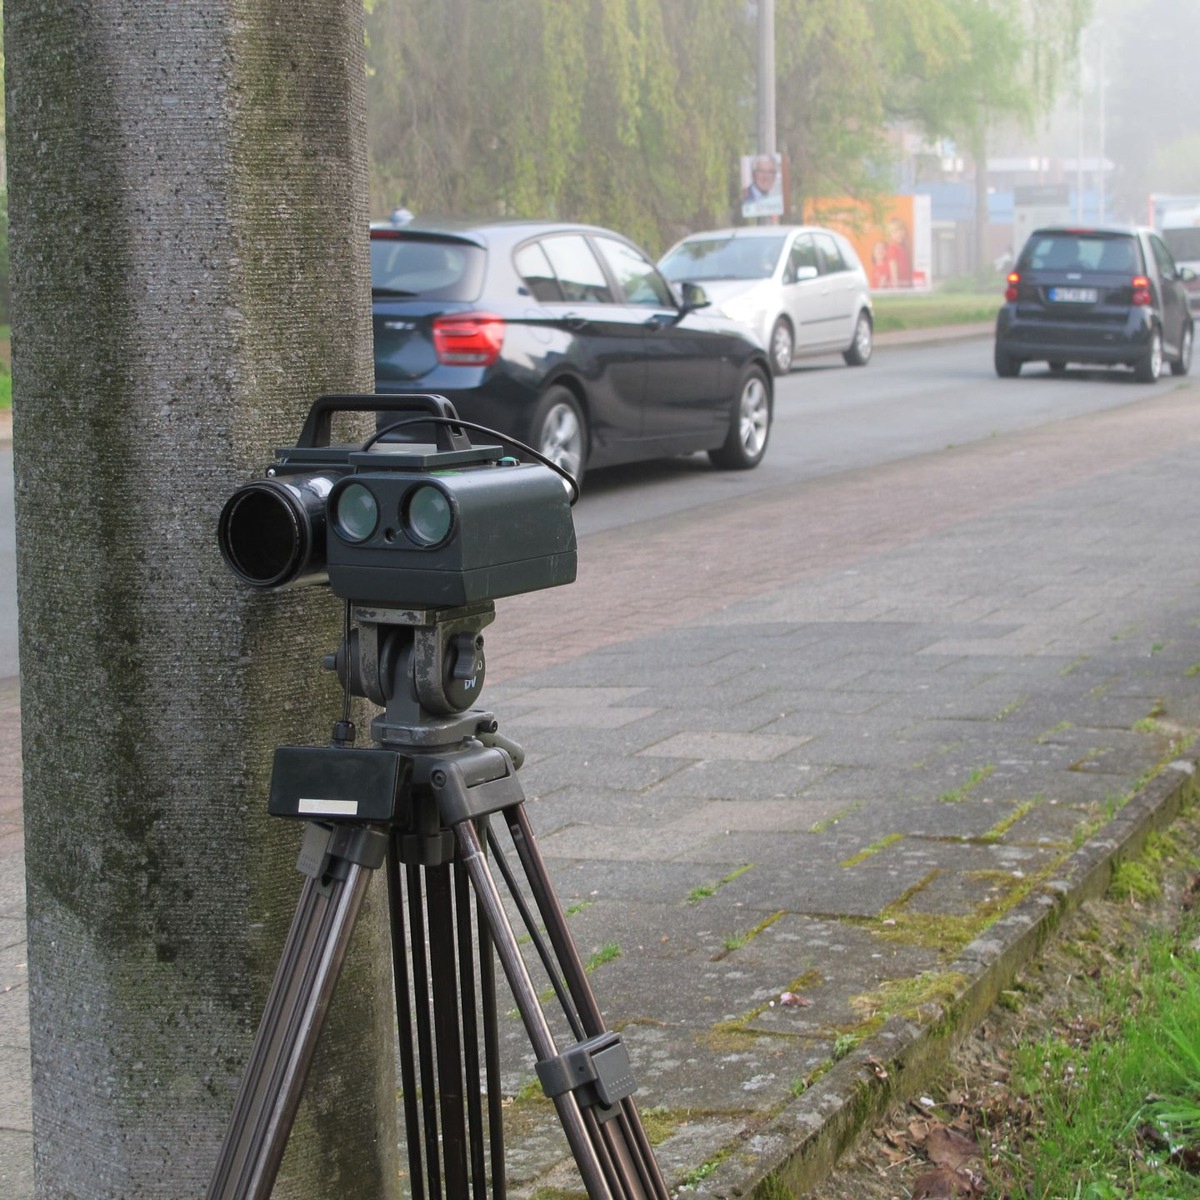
(660, 235, 786, 282)
(370, 233, 485, 301)
(1018, 232, 1140, 274)
(1162, 227, 1200, 263)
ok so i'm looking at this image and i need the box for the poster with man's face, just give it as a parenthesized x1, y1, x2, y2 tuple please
(741, 153, 783, 219)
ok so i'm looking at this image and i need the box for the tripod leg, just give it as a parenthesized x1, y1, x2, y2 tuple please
(207, 823, 387, 1200)
(475, 875, 507, 1200)
(453, 856, 495, 1200)
(504, 805, 671, 1200)
(387, 841, 427, 1200)
(406, 859, 444, 1200)
(452, 817, 617, 1200)
(427, 861, 472, 1199)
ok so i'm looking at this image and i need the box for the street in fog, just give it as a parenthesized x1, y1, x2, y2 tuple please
(571, 332, 1189, 535)
(4, 331, 1192, 680)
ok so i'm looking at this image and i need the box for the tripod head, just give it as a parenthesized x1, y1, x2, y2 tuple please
(324, 601, 500, 747)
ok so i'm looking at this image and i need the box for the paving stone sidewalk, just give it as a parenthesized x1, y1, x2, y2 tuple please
(2, 376, 1200, 1197)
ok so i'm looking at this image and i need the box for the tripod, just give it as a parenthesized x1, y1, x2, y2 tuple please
(207, 602, 670, 1200)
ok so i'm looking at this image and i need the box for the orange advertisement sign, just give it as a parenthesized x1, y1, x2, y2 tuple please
(804, 195, 932, 290)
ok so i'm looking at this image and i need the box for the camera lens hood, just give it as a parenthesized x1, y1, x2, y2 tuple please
(218, 473, 338, 590)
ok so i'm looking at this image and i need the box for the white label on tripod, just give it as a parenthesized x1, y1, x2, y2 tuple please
(298, 798, 360, 816)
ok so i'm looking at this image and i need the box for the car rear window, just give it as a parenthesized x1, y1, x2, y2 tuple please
(593, 236, 675, 306)
(660, 235, 786, 281)
(538, 235, 613, 304)
(370, 233, 485, 301)
(1018, 232, 1139, 274)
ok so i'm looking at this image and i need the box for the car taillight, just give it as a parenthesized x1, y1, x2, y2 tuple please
(432, 313, 506, 366)
(1131, 276, 1152, 306)
(1005, 272, 1020, 303)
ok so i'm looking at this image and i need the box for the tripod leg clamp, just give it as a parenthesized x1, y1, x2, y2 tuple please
(535, 1032, 637, 1122)
(297, 821, 389, 889)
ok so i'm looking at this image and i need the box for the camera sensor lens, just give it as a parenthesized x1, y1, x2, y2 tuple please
(333, 482, 379, 543)
(404, 485, 454, 546)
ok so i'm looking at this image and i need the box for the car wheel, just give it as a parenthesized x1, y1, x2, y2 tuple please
(709, 365, 771, 470)
(768, 318, 794, 376)
(994, 344, 1021, 378)
(1170, 323, 1194, 377)
(531, 385, 587, 489)
(843, 310, 873, 366)
(1134, 327, 1163, 383)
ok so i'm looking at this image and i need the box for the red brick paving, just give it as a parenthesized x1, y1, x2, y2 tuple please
(487, 386, 1200, 682)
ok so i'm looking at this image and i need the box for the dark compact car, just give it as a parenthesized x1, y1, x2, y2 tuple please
(994, 225, 1195, 382)
(371, 218, 774, 487)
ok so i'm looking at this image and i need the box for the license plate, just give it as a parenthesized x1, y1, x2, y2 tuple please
(1048, 286, 1098, 303)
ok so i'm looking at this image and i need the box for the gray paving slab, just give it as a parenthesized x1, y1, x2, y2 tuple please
(5, 382, 1200, 1197)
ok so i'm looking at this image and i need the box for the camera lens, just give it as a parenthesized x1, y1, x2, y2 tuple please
(404, 484, 454, 546)
(220, 485, 305, 586)
(333, 482, 379, 543)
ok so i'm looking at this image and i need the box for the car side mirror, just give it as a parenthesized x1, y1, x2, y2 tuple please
(1180, 266, 1197, 284)
(794, 265, 818, 282)
(678, 281, 711, 311)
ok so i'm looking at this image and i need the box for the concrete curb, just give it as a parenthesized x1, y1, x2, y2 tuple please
(691, 758, 1200, 1199)
(873, 319, 993, 349)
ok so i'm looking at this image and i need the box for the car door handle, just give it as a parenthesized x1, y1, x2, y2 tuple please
(643, 312, 676, 330)
(562, 311, 589, 331)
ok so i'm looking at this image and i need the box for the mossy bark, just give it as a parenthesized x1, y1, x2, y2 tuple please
(6, 2, 397, 1195)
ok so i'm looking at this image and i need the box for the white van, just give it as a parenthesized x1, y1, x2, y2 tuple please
(1162, 207, 1200, 313)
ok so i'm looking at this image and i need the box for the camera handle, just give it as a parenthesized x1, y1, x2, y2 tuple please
(295, 392, 473, 453)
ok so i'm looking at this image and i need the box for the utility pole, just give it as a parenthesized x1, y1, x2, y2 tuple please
(756, 0, 777, 222)
(757, 0, 776, 157)
(1097, 36, 1107, 223)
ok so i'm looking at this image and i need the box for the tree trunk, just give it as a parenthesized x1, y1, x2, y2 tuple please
(6, 3, 399, 1196)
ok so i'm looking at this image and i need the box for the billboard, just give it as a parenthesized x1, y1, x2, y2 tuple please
(805, 194, 932, 290)
(740, 153, 784, 220)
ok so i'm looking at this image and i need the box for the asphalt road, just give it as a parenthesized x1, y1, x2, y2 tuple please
(0, 332, 1188, 676)
(571, 334, 1184, 535)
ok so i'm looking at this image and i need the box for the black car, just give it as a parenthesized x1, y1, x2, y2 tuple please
(371, 218, 773, 487)
(994, 225, 1195, 382)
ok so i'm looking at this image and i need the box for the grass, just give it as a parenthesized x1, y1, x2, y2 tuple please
(871, 290, 1001, 333)
(1, 325, 10, 410)
(938, 763, 995, 804)
(1004, 919, 1200, 1197)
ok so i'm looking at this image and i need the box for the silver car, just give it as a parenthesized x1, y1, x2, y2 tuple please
(659, 225, 874, 376)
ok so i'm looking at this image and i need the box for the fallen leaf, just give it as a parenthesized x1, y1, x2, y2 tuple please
(910, 1166, 977, 1199)
(1170, 1143, 1200, 1174)
(925, 1124, 982, 1171)
(908, 1116, 932, 1143)
(779, 992, 812, 1007)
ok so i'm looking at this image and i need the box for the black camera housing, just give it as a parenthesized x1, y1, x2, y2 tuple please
(218, 394, 577, 608)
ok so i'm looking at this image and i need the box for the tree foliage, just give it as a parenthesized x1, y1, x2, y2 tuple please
(1106, 0, 1200, 209)
(364, 0, 1088, 254)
